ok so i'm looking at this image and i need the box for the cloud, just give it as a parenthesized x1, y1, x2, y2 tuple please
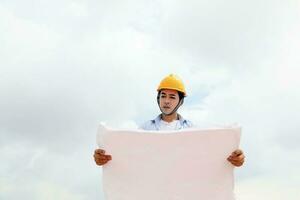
(1, 0, 300, 199)
(158, 0, 300, 66)
(235, 172, 300, 200)
(0, 139, 103, 200)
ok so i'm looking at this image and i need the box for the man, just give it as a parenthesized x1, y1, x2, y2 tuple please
(94, 74, 245, 167)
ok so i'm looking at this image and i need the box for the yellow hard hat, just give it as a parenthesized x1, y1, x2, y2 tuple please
(157, 74, 187, 96)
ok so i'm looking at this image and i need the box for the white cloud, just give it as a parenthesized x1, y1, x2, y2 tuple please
(235, 173, 300, 200)
(1, 0, 300, 199)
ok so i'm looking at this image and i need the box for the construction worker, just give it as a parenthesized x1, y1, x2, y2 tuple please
(94, 74, 245, 167)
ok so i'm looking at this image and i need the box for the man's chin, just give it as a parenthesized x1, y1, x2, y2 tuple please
(161, 109, 173, 115)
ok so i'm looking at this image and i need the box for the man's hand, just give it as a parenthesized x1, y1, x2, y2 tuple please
(94, 149, 112, 166)
(227, 149, 245, 167)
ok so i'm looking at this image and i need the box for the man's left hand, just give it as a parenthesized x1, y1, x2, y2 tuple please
(227, 149, 245, 167)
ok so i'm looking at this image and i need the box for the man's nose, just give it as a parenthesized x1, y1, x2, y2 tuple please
(164, 98, 171, 104)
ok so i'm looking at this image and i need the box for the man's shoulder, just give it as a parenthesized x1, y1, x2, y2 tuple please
(139, 119, 156, 130)
(179, 118, 193, 128)
(182, 119, 193, 127)
(177, 114, 193, 128)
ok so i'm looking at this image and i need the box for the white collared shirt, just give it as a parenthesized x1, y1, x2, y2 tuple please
(158, 119, 181, 130)
(139, 114, 193, 131)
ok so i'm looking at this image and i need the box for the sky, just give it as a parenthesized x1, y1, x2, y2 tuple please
(1, 0, 300, 199)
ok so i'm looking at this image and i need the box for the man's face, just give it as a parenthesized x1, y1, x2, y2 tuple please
(159, 89, 180, 115)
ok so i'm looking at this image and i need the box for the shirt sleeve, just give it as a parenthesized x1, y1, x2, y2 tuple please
(138, 120, 156, 130)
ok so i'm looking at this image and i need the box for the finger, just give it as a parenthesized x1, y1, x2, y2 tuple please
(95, 149, 106, 154)
(233, 157, 245, 163)
(228, 157, 244, 163)
(228, 154, 245, 161)
(232, 149, 243, 156)
(230, 162, 243, 167)
(98, 158, 109, 162)
(93, 153, 101, 158)
(238, 154, 245, 160)
(228, 158, 244, 165)
(95, 158, 110, 163)
(99, 155, 109, 159)
(94, 152, 107, 158)
(99, 156, 112, 162)
(235, 154, 245, 160)
(96, 160, 108, 165)
(99, 155, 111, 160)
(227, 157, 235, 162)
(94, 154, 109, 159)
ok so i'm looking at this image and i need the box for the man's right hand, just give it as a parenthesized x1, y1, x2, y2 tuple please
(94, 149, 112, 166)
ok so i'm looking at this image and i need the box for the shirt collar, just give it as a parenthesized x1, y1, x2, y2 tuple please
(152, 114, 187, 130)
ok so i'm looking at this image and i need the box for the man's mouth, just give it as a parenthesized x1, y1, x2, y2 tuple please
(163, 106, 171, 109)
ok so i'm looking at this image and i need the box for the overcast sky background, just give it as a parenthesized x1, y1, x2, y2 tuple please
(1, 0, 300, 199)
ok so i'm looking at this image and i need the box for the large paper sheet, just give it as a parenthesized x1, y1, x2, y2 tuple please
(97, 125, 241, 200)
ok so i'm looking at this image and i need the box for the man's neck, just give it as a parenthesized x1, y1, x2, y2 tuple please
(161, 113, 178, 123)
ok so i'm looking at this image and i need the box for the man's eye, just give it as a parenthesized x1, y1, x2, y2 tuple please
(161, 95, 166, 98)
